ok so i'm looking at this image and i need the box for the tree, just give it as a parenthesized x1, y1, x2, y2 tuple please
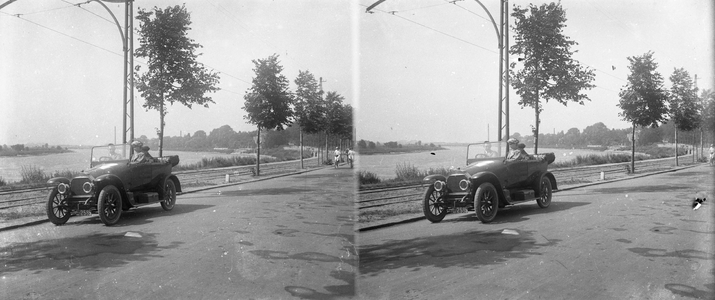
(357, 140, 368, 149)
(700, 89, 715, 151)
(510, 2, 596, 154)
(668, 68, 700, 165)
(134, 4, 220, 156)
(242, 54, 293, 175)
(582, 122, 609, 146)
(294, 70, 326, 168)
(617, 51, 669, 172)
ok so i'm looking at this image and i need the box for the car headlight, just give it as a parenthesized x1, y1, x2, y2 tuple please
(82, 182, 94, 194)
(433, 180, 445, 192)
(57, 183, 68, 195)
(459, 179, 470, 191)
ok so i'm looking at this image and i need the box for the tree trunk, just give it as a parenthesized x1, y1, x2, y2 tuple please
(159, 101, 164, 157)
(631, 123, 636, 173)
(256, 126, 261, 176)
(299, 128, 304, 169)
(325, 133, 329, 165)
(675, 128, 679, 166)
(533, 100, 540, 155)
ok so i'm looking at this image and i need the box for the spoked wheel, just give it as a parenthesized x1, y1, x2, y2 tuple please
(98, 185, 122, 226)
(161, 180, 177, 211)
(475, 182, 498, 223)
(537, 176, 553, 208)
(423, 185, 447, 223)
(46, 188, 71, 225)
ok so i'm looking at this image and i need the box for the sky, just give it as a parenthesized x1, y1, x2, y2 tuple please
(0, 0, 357, 146)
(1, 1, 712, 147)
(358, 0, 713, 143)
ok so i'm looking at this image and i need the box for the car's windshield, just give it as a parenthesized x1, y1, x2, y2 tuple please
(467, 141, 507, 164)
(91, 144, 130, 167)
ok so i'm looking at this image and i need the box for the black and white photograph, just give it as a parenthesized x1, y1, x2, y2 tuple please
(1, 0, 714, 299)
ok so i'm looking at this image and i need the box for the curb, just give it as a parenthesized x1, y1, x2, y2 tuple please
(357, 163, 705, 232)
(0, 167, 332, 232)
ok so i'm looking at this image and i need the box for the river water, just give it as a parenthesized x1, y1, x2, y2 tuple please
(358, 146, 608, 180)
(0, 149, 254, 183)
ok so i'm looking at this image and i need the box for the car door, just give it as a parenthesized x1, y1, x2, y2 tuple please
(127, 163, 153, 191)
(504, 160, 529, 188)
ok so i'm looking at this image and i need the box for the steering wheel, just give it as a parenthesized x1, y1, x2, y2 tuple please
(98, 156, 112, 161)
(474, 154, 487, 158)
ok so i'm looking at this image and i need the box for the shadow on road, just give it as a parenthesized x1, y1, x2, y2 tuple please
(359, 228, 560, 277)
(442, 201, 590, 225)
(0, 231, 183, 275)
(64, 204, 215, 227)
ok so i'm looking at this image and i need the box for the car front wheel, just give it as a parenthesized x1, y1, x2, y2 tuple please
(475, 182, 498, 223)
(161, 180, 177, 211)
(46, 188, 71, 225)
(423, 185, 447, 223)
(98, 185, 122, 226)
(537, 177, 552, 208)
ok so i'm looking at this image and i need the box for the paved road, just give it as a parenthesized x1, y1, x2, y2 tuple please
(358, 164, 714, 300)
(0, 167, 356, 300)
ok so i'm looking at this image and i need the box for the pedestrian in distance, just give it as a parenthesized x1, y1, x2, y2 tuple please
(333, 147, 341, 168)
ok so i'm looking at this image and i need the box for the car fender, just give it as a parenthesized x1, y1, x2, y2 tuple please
(47, 177, 70, 186)
(533, 171, 558, 196)
(94, 174, 128, 203)
(422, 174, 447, 187)
(159, 175, 182, 199)
(470, 172, 506, 201)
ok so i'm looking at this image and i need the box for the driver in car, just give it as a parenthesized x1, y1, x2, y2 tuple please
(483, 141, 498, 157)
(108, 144, 123, 160)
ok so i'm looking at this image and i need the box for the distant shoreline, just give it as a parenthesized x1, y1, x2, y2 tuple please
(356, 146, 447, 156)
(0, 149, 73, 157)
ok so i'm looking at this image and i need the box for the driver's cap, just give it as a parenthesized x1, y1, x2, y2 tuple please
(507, 138, 519, 145)
(131, 141, 143, 148)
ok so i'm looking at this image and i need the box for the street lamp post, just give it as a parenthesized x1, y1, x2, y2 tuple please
(95, 0, 134, 145)
(366, 0, 510, 151)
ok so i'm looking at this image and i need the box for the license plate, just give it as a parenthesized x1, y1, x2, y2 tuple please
(77, 210, 92, 216)
(453, 207, 468, 214)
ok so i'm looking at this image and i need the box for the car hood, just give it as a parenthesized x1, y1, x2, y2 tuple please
(83, 162, 125, 177)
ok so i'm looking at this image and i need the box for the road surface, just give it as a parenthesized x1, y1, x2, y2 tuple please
(1, 167, 356, 300)
(358, 164, 714, 300)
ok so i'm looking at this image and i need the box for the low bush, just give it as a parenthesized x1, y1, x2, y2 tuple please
(359, 171, 381, 185)
(19, 165, 46, 184)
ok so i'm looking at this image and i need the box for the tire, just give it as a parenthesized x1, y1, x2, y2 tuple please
(474, 182, 498, 223)
(161, 179, 177, 211)
(537, 176, 553, 208)
(46, 188, 71, 225)
(423, 185, 447, 223)
(98, 185, 122, 226)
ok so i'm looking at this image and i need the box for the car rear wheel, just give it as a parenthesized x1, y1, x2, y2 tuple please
(537, 177, 552, 208)
(46, 188, 71, 225)
(98, 185, 122, 226)
(475, 182, 498, 223)
(423, 185, 447, 223)
(161, 179, 176, 211)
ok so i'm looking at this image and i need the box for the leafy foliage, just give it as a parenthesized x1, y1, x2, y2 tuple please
(617, 51, 669, 127)
(293, 70, 326, 134)
(134, 4, 220, 155)
(668, 68, 700, 132)
(242, 54, 294, 131)
(509, 2, 596, 152)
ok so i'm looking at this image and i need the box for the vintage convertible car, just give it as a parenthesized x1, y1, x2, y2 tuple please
(46, 143, 181, 226)
(422, 141, 557, 223)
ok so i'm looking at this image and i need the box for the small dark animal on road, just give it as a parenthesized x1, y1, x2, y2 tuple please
(692, 198, 706, 210)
